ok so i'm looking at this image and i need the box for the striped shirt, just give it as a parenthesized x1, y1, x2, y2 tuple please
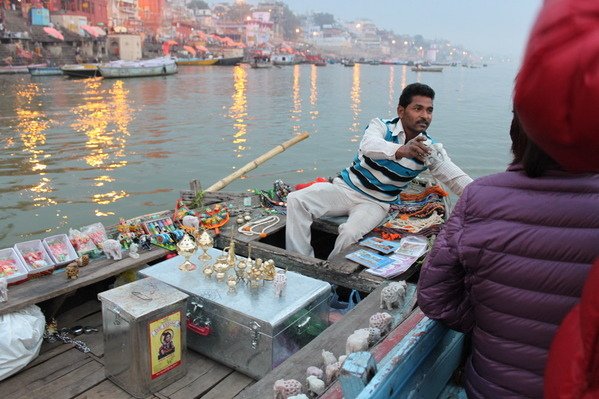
(339, 117, 433, 203)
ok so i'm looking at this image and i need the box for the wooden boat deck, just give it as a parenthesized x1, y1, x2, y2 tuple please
(0, 279, 416, 399)
(0, 190, 434, 398)
(0, 295, 253, 399)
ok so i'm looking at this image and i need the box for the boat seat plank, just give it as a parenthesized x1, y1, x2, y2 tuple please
(236, 283, 416, 399)
(0, 248, 167, 316)
(200, 372, 254, 399)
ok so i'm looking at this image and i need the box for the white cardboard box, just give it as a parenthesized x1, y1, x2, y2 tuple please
(14, 239, 55, 275)
(0, 247, 29, 284)
(43, 234, 78, 266)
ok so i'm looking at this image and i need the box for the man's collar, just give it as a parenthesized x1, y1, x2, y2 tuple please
(391, 117, 403, 137)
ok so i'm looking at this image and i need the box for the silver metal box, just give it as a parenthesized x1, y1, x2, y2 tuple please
(98, 278, 189, 398)
(141, 248, 331, 379)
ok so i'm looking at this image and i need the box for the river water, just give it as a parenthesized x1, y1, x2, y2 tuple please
(0, 62, 519, 248)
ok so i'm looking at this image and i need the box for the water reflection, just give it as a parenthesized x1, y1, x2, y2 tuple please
(15, 82, 57, 206)
(350, 63, 362, 140)
(310, 65, 319, 120)
(228, 65, 248, 158)
(400, 65, 407, 91)
(291, 64, 302, 133)
(70, 79, 133, 214)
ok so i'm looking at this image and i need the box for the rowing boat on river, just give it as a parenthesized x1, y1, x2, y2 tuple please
(61, 63, 101, 78)
(28, 66, 63, 76)
(99, 57, 178, 78)
(0, 133, 462, 398)
(175, 58, 219, 66)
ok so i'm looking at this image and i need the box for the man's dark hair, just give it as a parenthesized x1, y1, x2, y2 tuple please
(398, 83, 435, 108)
(510, 110, 560, 177)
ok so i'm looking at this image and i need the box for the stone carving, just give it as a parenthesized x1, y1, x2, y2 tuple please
(273, 379, 302, 399)
(380, 281, 407, 310)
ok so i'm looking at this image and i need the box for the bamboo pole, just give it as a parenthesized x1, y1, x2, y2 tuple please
(205, 132, 310, 192)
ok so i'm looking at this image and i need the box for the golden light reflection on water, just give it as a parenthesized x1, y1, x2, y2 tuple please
(228, 65, 248, 158)
(350, 63, 362, 140)
(291, 64, 302, 133)
(309, 65, 319, 120)
(400, 65, 408, 91)
(92, 190, 129, 205)
(70, 79, 133, 209)
(15, 82, 57, 206)
(93, 175, 115, 187)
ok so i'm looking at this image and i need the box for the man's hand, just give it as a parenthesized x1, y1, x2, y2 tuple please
(395, 136, 431, 162)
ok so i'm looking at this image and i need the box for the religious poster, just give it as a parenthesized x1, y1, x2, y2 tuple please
(149, 311, 182, 379)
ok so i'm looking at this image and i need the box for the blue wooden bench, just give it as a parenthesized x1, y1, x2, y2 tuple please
(339, 313, 466, 399)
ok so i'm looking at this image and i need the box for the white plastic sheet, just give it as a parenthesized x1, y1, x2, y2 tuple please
(0, 305, 45, 381)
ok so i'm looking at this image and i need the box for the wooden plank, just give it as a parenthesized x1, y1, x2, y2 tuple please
(0, 247, 168, 316)
(2, 349, 93, 399)
(69, 308, 105, 358)
(166, 363, 232, 399)
(236, 283, 416, 399)
(27, 342, 74, 369)
(158, 351, 231, 397)
(200, 372, 254, 399)
(55, 297, 103, 327)
(73, 380, 143, 399)
(26, 358, 105, 399)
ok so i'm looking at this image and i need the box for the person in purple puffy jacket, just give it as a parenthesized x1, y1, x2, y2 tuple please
(417, 113, 599, 398)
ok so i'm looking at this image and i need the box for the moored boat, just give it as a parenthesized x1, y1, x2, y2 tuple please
(28, 66, 63, 76)
(250, 56, 273, 69)
(215, 56, 244, 66)
(99, 57, 178, 78)
(61, 63, 101, 78)
(175, 58, 219, 66)
(411, 65, 443, 72)
(0, 63, 47, 75)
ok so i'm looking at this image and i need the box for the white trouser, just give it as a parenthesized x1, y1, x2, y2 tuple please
(285, 178, 389, 259)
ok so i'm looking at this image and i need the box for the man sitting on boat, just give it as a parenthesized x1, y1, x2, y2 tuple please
(286, 83, 472, 259)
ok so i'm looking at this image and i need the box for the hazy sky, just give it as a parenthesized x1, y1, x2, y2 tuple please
(267, 1, 544, 57)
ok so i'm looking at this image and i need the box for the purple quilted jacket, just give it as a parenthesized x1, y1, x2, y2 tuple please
(417, 165, 599, 398)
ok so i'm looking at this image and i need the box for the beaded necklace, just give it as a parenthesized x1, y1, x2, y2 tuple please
(238, 215, 281, 238)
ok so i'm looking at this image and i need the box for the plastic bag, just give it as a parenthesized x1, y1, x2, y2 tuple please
(0, 304, 45, 381)
(68, 228, 101, 258)
(329, 287, 361, 323)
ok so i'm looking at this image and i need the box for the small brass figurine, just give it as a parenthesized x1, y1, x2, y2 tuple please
(262, 259, 276, 280)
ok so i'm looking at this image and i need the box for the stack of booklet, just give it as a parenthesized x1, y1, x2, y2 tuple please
(345, 236, 429, 278)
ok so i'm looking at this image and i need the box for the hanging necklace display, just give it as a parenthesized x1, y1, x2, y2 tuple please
(238, 215, 280, 238)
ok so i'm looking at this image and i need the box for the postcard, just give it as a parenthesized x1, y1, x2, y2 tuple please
(359, 237, 401, 254)
(395, 236, 429, 258)
(345, 249, 394, 269)
(366, 253, 419, 278)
